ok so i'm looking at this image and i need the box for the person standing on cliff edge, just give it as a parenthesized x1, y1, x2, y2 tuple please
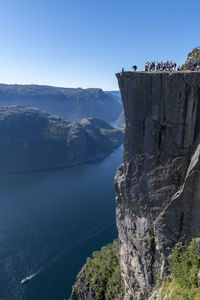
(132, 65, 137, 71)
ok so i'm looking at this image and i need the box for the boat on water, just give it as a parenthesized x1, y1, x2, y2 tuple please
(21, 273, 35, 284)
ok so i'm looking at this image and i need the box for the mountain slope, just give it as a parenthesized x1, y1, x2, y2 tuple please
(0, 84, 122, 122)
(0, 106, 123, 175)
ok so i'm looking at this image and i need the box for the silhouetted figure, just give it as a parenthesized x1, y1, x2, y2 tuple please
(174, 63, 177, 70)
(145, 60, 177, 72)
(132, 65, 137, 71)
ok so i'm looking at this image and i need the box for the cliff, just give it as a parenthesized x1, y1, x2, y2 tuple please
(0, 106, 123, 175)
(115, 71, 200, 299)
(0, 84, 122, 122)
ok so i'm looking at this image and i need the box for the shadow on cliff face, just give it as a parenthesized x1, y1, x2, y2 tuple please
(115, 71, 200, 300)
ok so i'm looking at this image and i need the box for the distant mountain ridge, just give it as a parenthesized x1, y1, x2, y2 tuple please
(105, 90, 122, 104)
(0, 105, 123, 175)
(0, 84, 122, 122)
(116, 110, 125, 127)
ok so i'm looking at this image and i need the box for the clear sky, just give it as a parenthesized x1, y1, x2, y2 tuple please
(0, 0, 199, 90)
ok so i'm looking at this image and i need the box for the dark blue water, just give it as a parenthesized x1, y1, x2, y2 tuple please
(0, 146, 123, 300)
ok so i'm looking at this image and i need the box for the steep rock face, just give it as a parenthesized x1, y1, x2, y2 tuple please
(115, 72, 200, 299)
(0, 106, 123, 175)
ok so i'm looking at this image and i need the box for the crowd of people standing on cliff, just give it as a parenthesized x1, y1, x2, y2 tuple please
(144, 61, 200, 72)
(145, 61, 177, 71)
(190, 65, 200, 71)
(121, 62, 200, 73)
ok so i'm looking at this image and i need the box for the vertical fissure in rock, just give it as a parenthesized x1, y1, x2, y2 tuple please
(143, 121, 145, 137)
(194, 88, 200, 141)
(182, 83, 190, 148)
(158, 125, 165, 151)
(150, 232, 156, 286)
(177, 173, 182, 188)
(158, 128, 162, 150)
(178, 212, 184, 239)
(160, 75, 166, 122)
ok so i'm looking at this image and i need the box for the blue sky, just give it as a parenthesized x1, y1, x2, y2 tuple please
(0, 0, 199, 90)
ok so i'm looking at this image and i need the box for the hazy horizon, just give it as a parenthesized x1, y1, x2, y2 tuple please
(0, 81, 120, 91)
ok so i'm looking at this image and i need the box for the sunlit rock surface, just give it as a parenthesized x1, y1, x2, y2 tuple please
(115, 71, 200, 300)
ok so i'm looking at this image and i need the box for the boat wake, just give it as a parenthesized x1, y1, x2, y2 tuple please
(20, 220, 114, 285)
(21, 273, 36, 284)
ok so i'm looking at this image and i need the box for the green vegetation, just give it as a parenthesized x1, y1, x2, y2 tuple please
(188, 47, 200, 58)
(184, 47, 200, 70)
(72, 240, 124, 300)
(152, 239, 200, 300)
(169, 240, 200, 289)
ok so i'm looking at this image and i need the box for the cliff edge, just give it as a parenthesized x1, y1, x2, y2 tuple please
(115, 71, 200, 299)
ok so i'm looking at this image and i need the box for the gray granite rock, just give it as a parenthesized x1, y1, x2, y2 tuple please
(115, 71, 200, 300)
(0, 106, 123, 175)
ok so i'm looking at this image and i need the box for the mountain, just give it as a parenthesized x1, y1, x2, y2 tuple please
(105, 90, 122, 104)
(0, 84, 122, 122)
(69, 71, 200, 300)
(0, 106, 123, 175)
(116, 110, 125, 127)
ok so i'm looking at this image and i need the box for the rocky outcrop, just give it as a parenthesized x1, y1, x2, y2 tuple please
(115, 71, 200, 299)
(0, 84, 122, 122)
(184, 47, 200, 70)
(0, 106, 123, 175)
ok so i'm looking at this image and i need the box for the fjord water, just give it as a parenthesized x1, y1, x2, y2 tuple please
(0, 145, 123, 300)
